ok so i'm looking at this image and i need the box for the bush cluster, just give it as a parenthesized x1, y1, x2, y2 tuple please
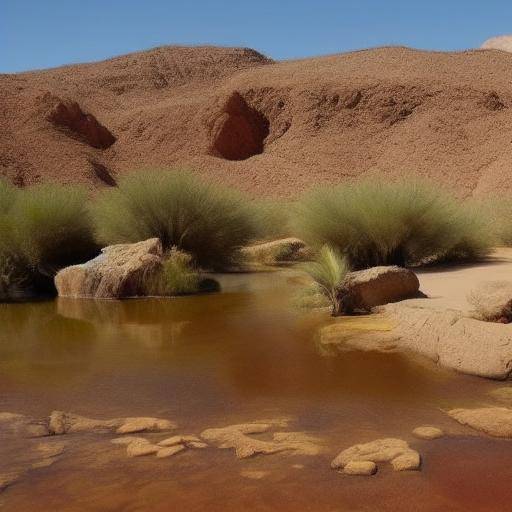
(293, 181, 492, 269)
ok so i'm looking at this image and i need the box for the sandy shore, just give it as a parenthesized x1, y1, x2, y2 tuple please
(416, 248, 512, 312)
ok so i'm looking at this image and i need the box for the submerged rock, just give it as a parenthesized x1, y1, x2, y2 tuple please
(126, 439, 160, 457)
(336, 266, 420, 315)
(157, 434, 202, 447)
(0, 412, 49, 438)
(447, 407, 512, 438)
(240, 470, 269, 479)
(384, 301, 512, 379)
(412, 426, 444, 440)
(489, 387, 512, 403)
(156, 444, 186, 458)
(468, 281, 512, 323)
(200, 420, 320, 459)
(49, 411, 176, 435)
(331, 438, 420, 473)
(55, 238, 163, 299)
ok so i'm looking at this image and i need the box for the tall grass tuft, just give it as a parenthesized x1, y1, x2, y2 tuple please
(0, 181, 97, 298)
(300, 245, 349, 314)
(11, 184, 97, 276)
(293, 181, 491, 269)
(92, 170, 259, 269)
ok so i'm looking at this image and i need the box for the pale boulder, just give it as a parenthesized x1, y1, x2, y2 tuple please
(331, 438, 420, 472)
(336, 266, 420, 315)
(412, 426, 444, 440)
(343, 460, 377, 476)
(55, 238, 163, 299)
(447, 407, 512, 438)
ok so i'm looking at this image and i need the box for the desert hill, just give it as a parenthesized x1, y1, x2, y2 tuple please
(1, 44, 512, 197)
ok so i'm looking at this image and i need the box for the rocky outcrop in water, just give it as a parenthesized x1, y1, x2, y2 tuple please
(384, 300, 512, 379)
(49, 410, 176, 435)
(331, 438, 421, 475)
(412, 426, 444, 440)
(200, 420, 321, 459)
(336, 266, 420, 315)
(447, 407, 512, 438)
(55, 238, 163, 299)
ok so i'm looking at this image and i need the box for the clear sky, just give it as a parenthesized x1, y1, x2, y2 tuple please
(1, 0, 511, 73)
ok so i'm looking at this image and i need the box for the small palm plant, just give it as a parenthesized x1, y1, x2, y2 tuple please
(301, 244, 349, 315)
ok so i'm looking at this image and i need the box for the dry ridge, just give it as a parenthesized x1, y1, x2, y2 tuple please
(1, 44, 512, 197)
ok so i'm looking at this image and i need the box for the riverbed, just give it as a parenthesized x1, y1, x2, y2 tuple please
(0, 271, 511, 511)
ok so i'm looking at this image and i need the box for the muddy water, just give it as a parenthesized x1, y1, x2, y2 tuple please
(0, 271, 511, 511)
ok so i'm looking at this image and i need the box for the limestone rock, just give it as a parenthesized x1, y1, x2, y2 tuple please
(200, 420, 320, 459)
(391, 451, 420, 471)
(331, 438, 420, 472)
(336, 266, 420, 314)
(447, 407, 512, 438)
(343, 460, 377, 476)
(158, 435, 201, 447)
(156, 444, 186, 458)
(116, 417, 175, 434)
(55, 238, 163, 299)
(412, 426, 444, 440)
(467, 281, 512, 322)
(49, 411, 175, 435)
(126, 440, 159, 457)
(384, 301, 512, 379)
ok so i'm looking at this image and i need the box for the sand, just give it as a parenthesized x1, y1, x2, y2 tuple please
(416, 248, 512, 312)
(1, 45, 512, 197)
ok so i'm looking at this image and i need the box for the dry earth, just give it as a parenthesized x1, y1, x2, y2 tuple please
(2, 45, 512, 197)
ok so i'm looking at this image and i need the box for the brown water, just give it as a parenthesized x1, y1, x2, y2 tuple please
(0, 271, 511, 511)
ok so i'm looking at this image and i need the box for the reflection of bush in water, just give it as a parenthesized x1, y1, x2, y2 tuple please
(0, 302, 96, 383)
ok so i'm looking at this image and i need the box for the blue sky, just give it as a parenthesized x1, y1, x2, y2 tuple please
(1, 0, 511, 72)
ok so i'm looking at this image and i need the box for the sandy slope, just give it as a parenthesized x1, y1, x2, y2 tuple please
(1, 45, 512, 197)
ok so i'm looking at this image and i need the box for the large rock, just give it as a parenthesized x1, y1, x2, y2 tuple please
(335, 266, 420, 314)
(384, 301, 512, 379)
(48, 411, 176, 435)
(200, 420, 321, 459)
(55, 238, 163, 299)
(331, 438, 420, 473)
(467, 281, 512, 323)
(481, 35, 512, 53)
(447, 407, 512, 438)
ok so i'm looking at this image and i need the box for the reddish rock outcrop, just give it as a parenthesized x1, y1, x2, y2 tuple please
(46, 98, 116, 149)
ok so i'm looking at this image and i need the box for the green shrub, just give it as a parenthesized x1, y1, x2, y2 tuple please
(92, 170, 259, 269)
(294, 181, 491, 268)
(0, 181, 96, 299)
(10, 184, 97, 276)
(252, 199, 293, 241)
(300, 245, 349, 314)
(158, 248, 200, 295)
